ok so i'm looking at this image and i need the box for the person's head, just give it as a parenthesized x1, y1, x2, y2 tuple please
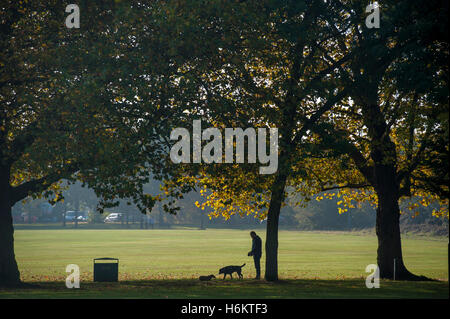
(250, 231, 257, 239)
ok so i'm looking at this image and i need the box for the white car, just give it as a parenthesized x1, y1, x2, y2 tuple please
(104, 213, 123, 223)
(64, 211, 87, 222)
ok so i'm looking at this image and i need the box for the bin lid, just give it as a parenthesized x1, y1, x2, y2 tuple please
(94, 257, 119, 262)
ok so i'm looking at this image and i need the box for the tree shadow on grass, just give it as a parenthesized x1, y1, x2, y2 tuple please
(0, 278, 448, 299)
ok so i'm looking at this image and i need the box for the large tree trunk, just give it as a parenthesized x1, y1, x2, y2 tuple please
(0, 166, 21, 287)
(361, 91, 429, 281)
(264, 172, 287, 281)
(374, 164, 428, 281)
(374, 164, 406, 279)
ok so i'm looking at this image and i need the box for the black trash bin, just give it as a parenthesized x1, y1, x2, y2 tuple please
(93, 257, 119, 282)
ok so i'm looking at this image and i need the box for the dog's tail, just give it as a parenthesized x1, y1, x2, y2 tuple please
(241, 263, 246, 268)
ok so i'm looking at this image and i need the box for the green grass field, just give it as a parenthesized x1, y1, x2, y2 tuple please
(0, 228, 448, 298)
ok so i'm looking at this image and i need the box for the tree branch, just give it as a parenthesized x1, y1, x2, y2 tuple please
(310, 123, 375, 185)
(321, 183, 371, 192)
(292, 88, 349, 145)
(6, 121, 39, 166)
(10, 162, 81, 204)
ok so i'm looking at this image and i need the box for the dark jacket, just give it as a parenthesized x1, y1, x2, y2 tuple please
(250, 235, 262, 258)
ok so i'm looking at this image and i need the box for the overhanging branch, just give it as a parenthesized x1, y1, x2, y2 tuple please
(321, 183, 371, 192)
(10, 162, 80, 205)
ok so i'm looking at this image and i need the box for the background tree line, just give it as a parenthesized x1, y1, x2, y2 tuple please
(12, 180, 448, 236)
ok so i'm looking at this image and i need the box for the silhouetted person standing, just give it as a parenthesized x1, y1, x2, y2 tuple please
(248, 231, 262, 279)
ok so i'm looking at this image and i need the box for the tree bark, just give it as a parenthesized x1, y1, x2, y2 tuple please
(360, 94, 429, 281)
(0, 166, 21, 286)
(374, 163, 405, 279)
(374, 163, 428, 280)
(264, 171, 288, 281)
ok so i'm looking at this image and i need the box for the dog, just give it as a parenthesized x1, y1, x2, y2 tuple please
(199, 274, 216, 281)
(219, 263, 246, 280)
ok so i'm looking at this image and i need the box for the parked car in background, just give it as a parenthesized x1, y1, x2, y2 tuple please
(77, 214, 88, 222)
(104, 213, 123, 223)
(64, 211, 87, 222)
